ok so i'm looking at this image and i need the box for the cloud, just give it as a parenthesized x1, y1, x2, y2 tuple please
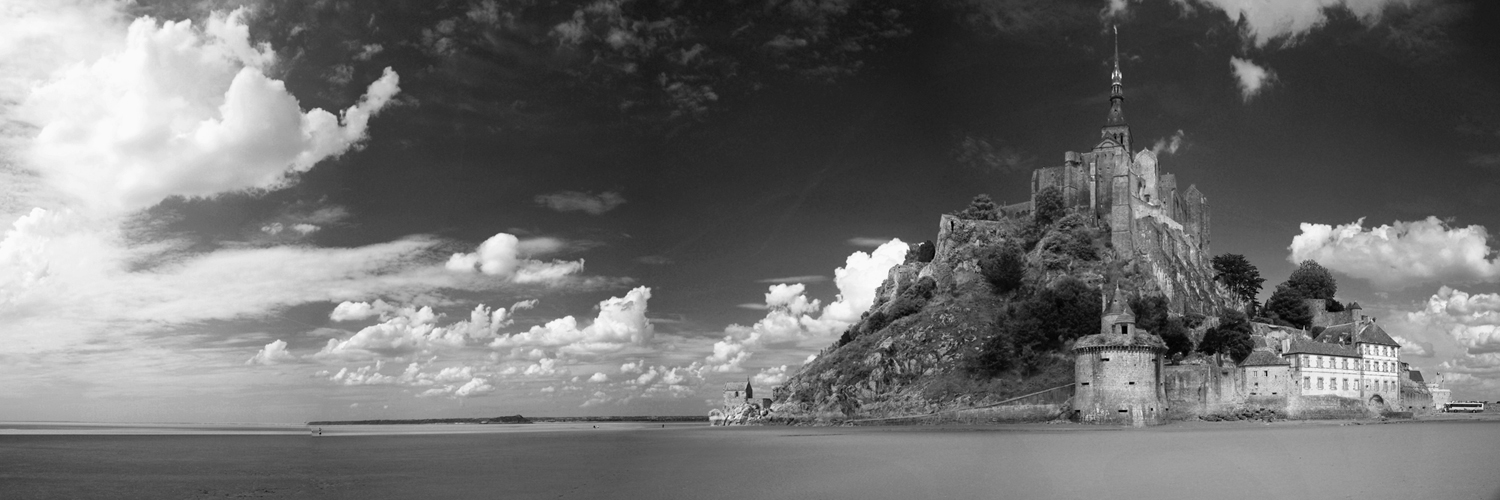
(1229, 57, 1275, 102)
(636, 255, 673, 265)
(846, 237, 891, 248)
(354, 43, 384, 61)
(317, 301, 520, 361)
(1468, 153, 1500, 170)
(445, 232, 585, 284)
(589, 372, 609, 383)
(1392, 335, 1434, 358)
(1152, 129, 1187, 156)
(18, 9, 401, 215)
(0, 208, 529, 354)
(1191, 0, 1416, 46)
(489, 287, 655, 355)
(1408, 287, 1500, 356)
(952, 135, 1037, 175)
(329, 299, 393, 322)
(246, 339, 296, 365)
(1288, 217, 1500, 290)
(704, 240, 908, 372)
(756, 275, 828, 284)
(534, 191, 626, 215)
(752, 365, 790, 386)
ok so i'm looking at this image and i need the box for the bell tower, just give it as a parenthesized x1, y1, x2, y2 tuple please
(1101, 26, 1131, 152)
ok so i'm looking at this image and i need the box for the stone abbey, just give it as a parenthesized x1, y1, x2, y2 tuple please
(1000, 27, 1210, 268)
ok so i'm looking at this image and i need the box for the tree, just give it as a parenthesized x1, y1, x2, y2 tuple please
(1211, 254, 1264, 311)
(1006, 277, 1101, 351)
(1033, 186, 1064, 226)
(979, 244, 1025, 294)
(1260, 284, 1312, 330)
(1199, 309, 1254, 364)
(1286, 260, 1337, 301)
(1159, 317, 1193, 360)
(956, 194, 999, 221)
(1129, 294, 1171, 335)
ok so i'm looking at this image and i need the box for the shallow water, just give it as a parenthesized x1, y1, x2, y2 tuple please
(2, 419, 1498, 499)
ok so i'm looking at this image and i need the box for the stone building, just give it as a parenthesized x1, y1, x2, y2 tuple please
(1013, 28, 1210, 265)
(723, 380, 752, 409)
(1072, 288, 1167, 426)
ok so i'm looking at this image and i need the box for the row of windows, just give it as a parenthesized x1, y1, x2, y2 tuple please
(1363, 344, 1396, 358)
(1303, 377, 1395, 392)
(1301, 355, 1396, 373)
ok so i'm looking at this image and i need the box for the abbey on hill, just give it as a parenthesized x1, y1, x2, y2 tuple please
(761, 30, 1434, 426)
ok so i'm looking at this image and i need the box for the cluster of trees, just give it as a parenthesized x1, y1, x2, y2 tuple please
(971, 277, 1101, 377)
(1258, 260, 1338, 330)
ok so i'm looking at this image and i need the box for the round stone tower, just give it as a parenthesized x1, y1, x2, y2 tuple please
(1072, 288, 1167, 426)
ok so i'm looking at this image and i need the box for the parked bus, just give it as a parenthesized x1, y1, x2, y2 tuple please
(1443, 401, 1485, 413)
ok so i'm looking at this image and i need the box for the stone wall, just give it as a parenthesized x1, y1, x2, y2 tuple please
(1163, 363, 1244, 419)
(1074, 347, 1164, 425)
(1129, 215, 1235, 315)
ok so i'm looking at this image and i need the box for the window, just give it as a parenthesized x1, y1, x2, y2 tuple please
(1317, 377, 1324, 389)
(1317, 357, 1323, 368)
(1303, 377, 1310, 389)
(1342, 379, 1348, 390)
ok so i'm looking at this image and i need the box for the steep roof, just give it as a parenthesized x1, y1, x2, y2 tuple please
(1284, 338, 1359, 357)
(1104, 288, 1135, 324)
(1408, 370, 1426, 384)
(1241, 350, 1289, 366)
(1315, 321, 1400, 347)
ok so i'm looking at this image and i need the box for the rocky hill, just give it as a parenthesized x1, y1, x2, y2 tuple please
(769, 210, 1237, 424)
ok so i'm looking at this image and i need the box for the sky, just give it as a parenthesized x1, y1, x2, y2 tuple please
(2, 0, 1499, 423)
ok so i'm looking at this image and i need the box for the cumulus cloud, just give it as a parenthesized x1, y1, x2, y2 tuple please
(1288, 217, 1500, 290)
(752, 365, 790, 386)
(1192, 0, 1416, 46)
(1408, 287, 1500, 356)
(589, 372, 609, 383)
(445, 232, 585, 284)
(705, 239, 907, 372)
(1229, 57, 1275, 102)
(330, 299, 393, 322)
(534, 191, 626, 215)
(246, 339, 296, 365)
(1152, 129, 1187, 156)
(489, 287, 654, 355)
(19, 9, 401, 214)
(317, 300, 522, 360)
(1392, 335, 1434, 358)
(327, 361, 497, 398)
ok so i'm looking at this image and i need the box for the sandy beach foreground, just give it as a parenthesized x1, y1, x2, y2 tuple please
(3, 418, 1498, 499)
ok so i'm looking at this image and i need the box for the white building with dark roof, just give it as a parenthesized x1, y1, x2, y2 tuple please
(1282, 318, 1404, 408)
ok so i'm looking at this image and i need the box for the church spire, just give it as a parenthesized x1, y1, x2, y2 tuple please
(1111, 25, 1122, 91)
(1101, 25, 1130, 149)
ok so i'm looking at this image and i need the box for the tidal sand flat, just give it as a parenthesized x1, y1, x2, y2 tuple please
(3, 420, 1498, 499)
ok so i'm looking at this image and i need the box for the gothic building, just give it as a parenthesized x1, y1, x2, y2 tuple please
(1005, 28, 1211, 262)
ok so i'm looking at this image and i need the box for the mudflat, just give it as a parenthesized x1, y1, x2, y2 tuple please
(3, 419, 1498, 499)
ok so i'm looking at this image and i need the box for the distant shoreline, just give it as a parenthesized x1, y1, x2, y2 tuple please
(307, 415, 708, 425)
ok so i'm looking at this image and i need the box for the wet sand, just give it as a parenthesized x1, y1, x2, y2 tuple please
(3, 418, 1498, 499)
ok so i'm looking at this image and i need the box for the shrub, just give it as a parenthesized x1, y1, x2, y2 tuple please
(955, 194, 999, 221)
(979, 244, 1025, 294)
(1033, 187, 1064, 227)
(1199, 309, 1254, 364)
